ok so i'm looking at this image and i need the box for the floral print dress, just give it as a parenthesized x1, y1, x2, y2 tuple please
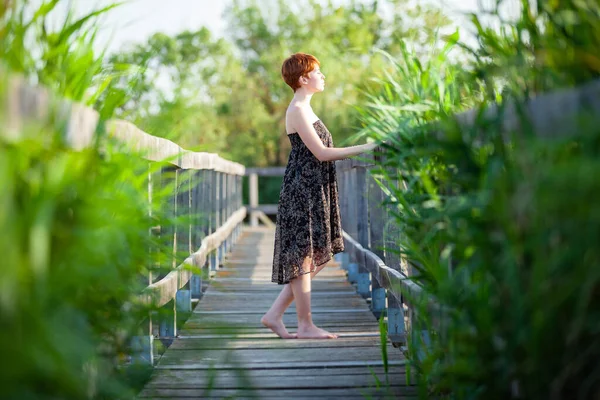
(271, 119, 345, 284)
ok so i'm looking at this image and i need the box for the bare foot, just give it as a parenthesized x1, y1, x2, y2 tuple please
(261, 313, 297, 339)
(297, 324, 338, 339)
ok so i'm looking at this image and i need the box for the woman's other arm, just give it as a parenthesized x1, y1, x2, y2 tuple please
(292, 109, 377, 162)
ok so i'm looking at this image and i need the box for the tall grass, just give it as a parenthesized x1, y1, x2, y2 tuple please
(357, 0, 600, 398)
(0, 0, 131, 118)
(0, 1, 181, 398)
(0, 131, 173, 399)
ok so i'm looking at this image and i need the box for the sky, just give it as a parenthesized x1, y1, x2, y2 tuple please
(47, 0, 486, 54)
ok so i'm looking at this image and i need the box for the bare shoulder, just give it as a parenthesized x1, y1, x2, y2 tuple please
(287, 105, 312, 124)
(286, 106, 312, 134)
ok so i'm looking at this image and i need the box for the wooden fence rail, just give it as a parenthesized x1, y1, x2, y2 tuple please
(2, 73, 247, 365)
(335, 156, 418, 346)
(334, 77, 600, 355)
(6, 67, 598, 369)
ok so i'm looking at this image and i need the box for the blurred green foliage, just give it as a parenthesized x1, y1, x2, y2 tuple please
(102, 0, 452, 205)
(0, 0, 129, 119)
(0, 129, 168, 399)
(0, 1, 179, 398)
(6, 0, 598, 397)
(358, 0, 600, 398)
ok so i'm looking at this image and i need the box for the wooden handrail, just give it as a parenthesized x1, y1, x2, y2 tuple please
(334, 78, 600, 350)
(141, 207, 246, 308)
(2, 71, 247, 365)
(245, 166, 286, 227)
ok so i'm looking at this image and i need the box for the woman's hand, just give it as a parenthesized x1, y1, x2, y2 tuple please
(362, 142, 378, 152)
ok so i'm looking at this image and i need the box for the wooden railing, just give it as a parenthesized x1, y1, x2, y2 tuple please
(114, 122, 247, 365)
(245, 166, 286, 227)
(334, 78, 600, 352)
(7, 67, 597, 368)
(2, 73, 247, 365)
(335, 156, 420, 346)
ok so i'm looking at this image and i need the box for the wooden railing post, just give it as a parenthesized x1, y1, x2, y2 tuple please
(237, 174, 243, 240)
(132, 165, 157, 365)
(368, 167, 387, 319)
(355, 165, 371, 299)
(159, 298, 177, 339)
(209, 170, 219, 275)
(234, 174, 240, 242)
(174, 169, 191, 321)
(203, 169, 211, 243)
(222, 172, 227, 262)
(249, 172, 258, 227)
(226, 173, 232, 254)
(334, 162, 350, 271)
(223, 174, 229, 256)
(383, 165, 406, 344)
(131, 314, 153, 365)
(346, 168, 360, 283)
(190, 169, 203, 298)
(218, 173, 225, 263)
(233, 175, 238, 242)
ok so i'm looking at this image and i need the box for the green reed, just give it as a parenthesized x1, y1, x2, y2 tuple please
(357, 1, 600, 398)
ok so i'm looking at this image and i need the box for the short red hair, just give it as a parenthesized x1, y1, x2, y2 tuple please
(281, 53, 320, 92)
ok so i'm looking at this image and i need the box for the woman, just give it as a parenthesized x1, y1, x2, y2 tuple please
(261, 53, 377, 339)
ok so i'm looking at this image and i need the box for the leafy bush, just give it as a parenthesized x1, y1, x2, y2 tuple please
(358, 0, 600, 398)
(0, 1, 179, 398)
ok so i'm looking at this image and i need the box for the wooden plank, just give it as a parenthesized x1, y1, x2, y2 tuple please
(155, 359, 407, 370)
(169, 337, 389, 350)
(142, 207, 247, 307)
(141, 368, 408, 392)
(141, 387, 417, 399)
(177, 331, 382, 339)
(143, 365, 407, 385)
(178, 326, 382, 335)
(182, 319, 378, 330)
(140, 227, 409, 396)
(201, 291, 360, 298)
(194, 307, 369, 314)
(203, 286, 356, 294)
(204, 284, 354, 291)
(156, 345, 401, 366)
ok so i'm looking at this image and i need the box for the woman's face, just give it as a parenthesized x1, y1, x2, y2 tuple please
(303, 66, 326, 92)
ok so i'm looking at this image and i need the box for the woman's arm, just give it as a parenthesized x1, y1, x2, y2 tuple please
(292, 109, 377, 162)
(319, 142, 377, 162)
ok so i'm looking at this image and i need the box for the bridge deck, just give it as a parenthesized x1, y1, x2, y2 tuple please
(139, 227, 414, 399)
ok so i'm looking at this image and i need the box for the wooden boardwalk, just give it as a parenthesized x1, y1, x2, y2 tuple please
(139, 227, 415, 399)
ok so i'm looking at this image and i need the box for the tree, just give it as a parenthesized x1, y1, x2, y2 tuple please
(105, 0, 454, 167)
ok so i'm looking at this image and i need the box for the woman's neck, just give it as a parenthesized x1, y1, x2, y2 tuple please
(292, 89, 314, 106)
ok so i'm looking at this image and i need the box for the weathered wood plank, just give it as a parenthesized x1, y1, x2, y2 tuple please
(194, 303, 372, 311)
(141, 207, 247, 307)
(178, 329, 382, 338)
(141, 368, 408, 392)
(168, 337, 387, 350)
(141, 227, 408, 397)
(155, 359, 407, 370)
(184, 319, 379, 328)
(143, 365, 406, 385)
(177, 331, 382, 339)
(140, 387, 416, 399)
(157, 345, 400, 366)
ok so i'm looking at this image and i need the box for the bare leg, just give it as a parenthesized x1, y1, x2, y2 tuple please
(261, 261, 332, 338)
(260, 283, 297, 339)
(290, 270, 338, 339)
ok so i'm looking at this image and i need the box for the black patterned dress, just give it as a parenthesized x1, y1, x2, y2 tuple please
(271, 119, 345, 284)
